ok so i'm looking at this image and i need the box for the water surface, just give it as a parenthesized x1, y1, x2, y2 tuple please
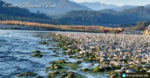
(0, 30, 108, 78)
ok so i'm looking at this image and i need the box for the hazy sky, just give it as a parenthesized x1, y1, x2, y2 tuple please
(72, 0, 150, 6)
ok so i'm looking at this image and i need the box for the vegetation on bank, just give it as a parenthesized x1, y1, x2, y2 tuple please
(0, 20, 124, 33)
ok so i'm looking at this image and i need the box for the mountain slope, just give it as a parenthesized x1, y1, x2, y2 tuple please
(80, 2, 136, 11)
(0, 1, 61, 24)
(59, 6, 150, 26)
(0, 0, 51, 19)
(80, 2, 118, 11)
(3, 0, 91, 16)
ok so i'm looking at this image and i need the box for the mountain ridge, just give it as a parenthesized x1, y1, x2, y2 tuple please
(59, 6, 150, 26)
(79, 2, 136, 11)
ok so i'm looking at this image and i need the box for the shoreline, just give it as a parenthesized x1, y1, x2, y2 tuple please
(55, 32, 150, 78)
(1, 30, 149, 78)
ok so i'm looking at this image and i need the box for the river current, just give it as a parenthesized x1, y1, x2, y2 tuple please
(0, 30, 108, 78)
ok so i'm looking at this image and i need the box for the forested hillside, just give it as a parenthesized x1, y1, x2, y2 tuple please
(59, 6, 150, 26)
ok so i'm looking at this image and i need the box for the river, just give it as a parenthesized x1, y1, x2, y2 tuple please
(0, 30, 109, 78)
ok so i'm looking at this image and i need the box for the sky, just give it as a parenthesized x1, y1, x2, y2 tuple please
(72, 0, 150, 6)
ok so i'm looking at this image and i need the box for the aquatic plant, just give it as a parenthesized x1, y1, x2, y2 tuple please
(62, 63, 80, 70)
(60, 71, 83, 78)
(49, 59, 80, 70)
(36, 76, 43, 78)
(76, 60, 82, 64)
(47, 70, 59, 78)
(56, 59, 66, 64)
(31, 53, 43, 58)
(81, 68, 91, 72)
(129, 65, 138, 71)
(16, 72, 36, 77)
(49, 64, 63, 70)
(31, 50, 43, 58)
(92, 48, 100, 52)
(66, 71, 74, 78)
(93, 67, 100, 72)
(39, 41, 48, 45)
(88, 56, 96, 61)
(33, 50, 41, 54)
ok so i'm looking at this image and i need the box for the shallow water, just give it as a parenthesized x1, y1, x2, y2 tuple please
(0, 30, 108, 78)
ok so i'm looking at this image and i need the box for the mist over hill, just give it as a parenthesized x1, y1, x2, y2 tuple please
(79, 2, 136, 11)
